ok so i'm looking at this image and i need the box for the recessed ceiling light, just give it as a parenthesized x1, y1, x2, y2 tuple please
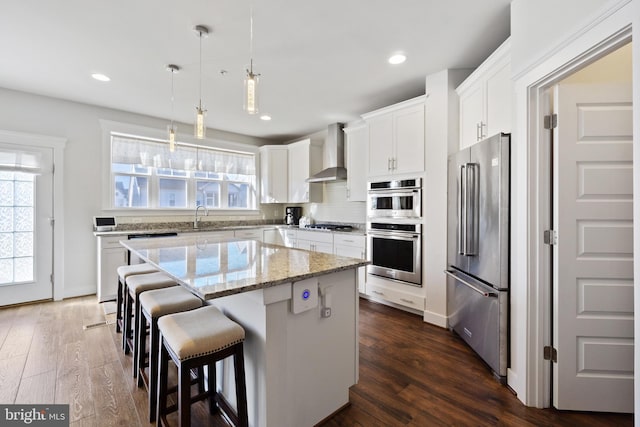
(388, 54, 406, 65)
(260, 115, 272, 121)
(91, 73, 111, 82)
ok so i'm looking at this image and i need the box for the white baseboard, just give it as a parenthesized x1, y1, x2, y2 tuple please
(422, 309, 448, 328)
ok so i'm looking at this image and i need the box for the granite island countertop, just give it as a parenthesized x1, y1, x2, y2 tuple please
(121, 234, 369, 300)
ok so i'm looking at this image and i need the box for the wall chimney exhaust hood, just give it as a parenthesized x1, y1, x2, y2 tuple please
(306, 123, 347, 183)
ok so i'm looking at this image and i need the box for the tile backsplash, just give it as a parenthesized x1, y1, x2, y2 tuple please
(303, 181, 366, 225)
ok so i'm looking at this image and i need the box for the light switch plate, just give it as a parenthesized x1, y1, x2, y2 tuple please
(291, 278, 318, 314)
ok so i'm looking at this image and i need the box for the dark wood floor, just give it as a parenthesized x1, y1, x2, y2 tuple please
(0, 296, 633, 426)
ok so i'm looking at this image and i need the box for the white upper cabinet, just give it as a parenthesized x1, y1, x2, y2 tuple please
(287, 138, 323, 203)
(343, 124, 368, 201)
(260, 145, 288, 203)
(457, 37, 512, 149)
(362, 95, 426, 177)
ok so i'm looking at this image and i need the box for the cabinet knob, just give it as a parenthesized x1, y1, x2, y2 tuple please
(387, 158, 391, 171)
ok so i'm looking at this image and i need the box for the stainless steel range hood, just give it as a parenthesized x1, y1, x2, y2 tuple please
(306, 123, 347, 183)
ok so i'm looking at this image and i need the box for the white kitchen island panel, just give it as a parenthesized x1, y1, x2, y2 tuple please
(209, 269, 358, 427)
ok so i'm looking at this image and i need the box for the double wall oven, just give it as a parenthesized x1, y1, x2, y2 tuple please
(367, 178, 422, 287)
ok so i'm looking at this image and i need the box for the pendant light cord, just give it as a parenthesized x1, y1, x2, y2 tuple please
(170, 69, 175, 127)
(249, 6, 254, 73)
(198, 30, 203, 109)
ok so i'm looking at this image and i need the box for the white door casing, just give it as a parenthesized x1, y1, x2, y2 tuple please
(553, 81, 633, 412)
(0, 144, 54, 306)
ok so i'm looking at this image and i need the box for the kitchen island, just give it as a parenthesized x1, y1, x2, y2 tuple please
(121, 235, 368, 427)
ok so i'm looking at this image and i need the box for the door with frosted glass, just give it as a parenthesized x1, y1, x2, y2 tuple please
(0, 144, 53, 306)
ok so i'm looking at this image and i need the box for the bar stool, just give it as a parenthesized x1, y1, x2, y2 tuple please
(137, 286, 203, 422)
(115, 263, 158, 333)
(157, 305, 248, 427)
(123, 271, 176, 356)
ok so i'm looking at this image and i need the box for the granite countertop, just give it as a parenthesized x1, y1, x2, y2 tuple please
(121, 235, 369, 300)
(94, 223, 366, 237)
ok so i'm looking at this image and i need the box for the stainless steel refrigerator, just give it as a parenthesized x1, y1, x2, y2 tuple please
(445, 132, 510, 381)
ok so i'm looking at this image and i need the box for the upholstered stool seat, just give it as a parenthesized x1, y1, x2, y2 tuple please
(137, 286, 203, 422)
(115, 263, 157, 333)
(157, 305, 248, 427)
(123, 271, 176, 356)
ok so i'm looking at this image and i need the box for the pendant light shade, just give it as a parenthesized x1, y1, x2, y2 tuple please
(194, 25, 209, 139)
(244, 8, 260, 115)
(244, 60, 259, 114)
(166, 64, 180, 152)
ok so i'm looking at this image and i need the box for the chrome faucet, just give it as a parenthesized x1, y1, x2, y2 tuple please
(194, 205, 208, 229)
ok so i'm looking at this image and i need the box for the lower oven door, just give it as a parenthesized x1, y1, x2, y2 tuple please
(445, 269, 508, 380)
(367, 230, 421, 286)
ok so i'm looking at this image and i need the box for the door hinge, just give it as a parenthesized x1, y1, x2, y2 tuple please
(544, 114, 558, 129)
(49, 217, 55, 227)
(50, 273, 54, 286)
(544, 345, 557, 362)
(543, 229, 557, 245)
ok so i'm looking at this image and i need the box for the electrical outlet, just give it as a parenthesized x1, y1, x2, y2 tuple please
(321, 307, 331, 318)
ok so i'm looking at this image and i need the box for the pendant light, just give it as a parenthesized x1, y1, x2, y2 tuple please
(194, 25, 209, 139)
(166, 64, 180, 152)
(244, 7, 260, 114)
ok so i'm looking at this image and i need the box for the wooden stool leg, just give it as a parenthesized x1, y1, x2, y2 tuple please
(234, 345, 249, 427)
(116, 279, 123, 333)
(132, 296, 142, 377)
(136, 308, 147, 387)
(208, 363, 218, 415)
(148, 318, 161, 422)
(179, 363, 191, 427)
(157, 337, 169, 427)
(123, 290, 132, 353)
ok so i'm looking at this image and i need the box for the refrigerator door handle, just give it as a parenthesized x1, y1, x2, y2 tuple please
(465, 163, 478, 256)
(459, 164, 467, 255)
(444, 270, 497, 298)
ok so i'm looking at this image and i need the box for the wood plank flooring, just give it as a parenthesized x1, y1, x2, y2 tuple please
(0, 295, 633, 426)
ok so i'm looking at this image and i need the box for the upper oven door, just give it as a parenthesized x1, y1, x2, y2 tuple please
(367, 189, 421, 218)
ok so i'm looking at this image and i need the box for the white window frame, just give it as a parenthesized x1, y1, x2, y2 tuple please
(100, 120, 260, 215)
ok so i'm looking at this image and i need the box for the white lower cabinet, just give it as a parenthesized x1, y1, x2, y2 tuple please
(262, 228, 284, 245)
(234, 228, 263, 241)
(333, 234, 366, 294)
(366, 275, 425, 311)
(296, 230, 333, 254)
(97, 236, 128, 302)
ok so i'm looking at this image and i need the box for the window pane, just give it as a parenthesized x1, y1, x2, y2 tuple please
(0, 208, 13, 232)
(159, 178, 187, 208)
(14, 207, 33, 232)
(197, 181, 220, 208)
(14, 257, 33, 282)
(14, 181, 34, 206)
(114, 175, 148, 207)
(225, 173, 252, 183)
(228, 183, 249, 208)
(194, 171, 222, 179)
(0, 233, 13, 258)
(0, 259, 13, 284)
(157, 168, 187, 177)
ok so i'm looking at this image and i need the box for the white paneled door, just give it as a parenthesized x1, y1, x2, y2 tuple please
(553, 81, 633, 412)
(0, 144, 53, 306)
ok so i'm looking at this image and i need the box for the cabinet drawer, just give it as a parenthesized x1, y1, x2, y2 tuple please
(234, 229, 262, 239)
(100, 236, 125, 249)
(297, 230, 333, 244)
(333, 234, 365, 248)
(367, 283, 425, 310)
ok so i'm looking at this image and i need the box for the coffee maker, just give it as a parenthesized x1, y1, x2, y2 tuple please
(285, 206, 302, 225)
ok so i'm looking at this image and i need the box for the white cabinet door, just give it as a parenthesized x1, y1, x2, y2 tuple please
(364, 96, 426, 177)
(456, 38, 511, 149)
(260, 146, 288, 203)
(234, 229, 263, 241)
(287, 139, 323, 203)
(485, 61, 512, 138)
(459, 84, 485, 149)
(367, 115, 394, 176)
(263, 228, 284, 245)
(344, 125, 368, 201)
(394, 103, 425, 175)
(97, 236, 128, 302)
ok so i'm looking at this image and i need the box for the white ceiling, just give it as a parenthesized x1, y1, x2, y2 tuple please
(0, 0, 511, 142)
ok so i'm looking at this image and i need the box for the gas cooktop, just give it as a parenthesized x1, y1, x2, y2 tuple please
(305, 224, 353, 232)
